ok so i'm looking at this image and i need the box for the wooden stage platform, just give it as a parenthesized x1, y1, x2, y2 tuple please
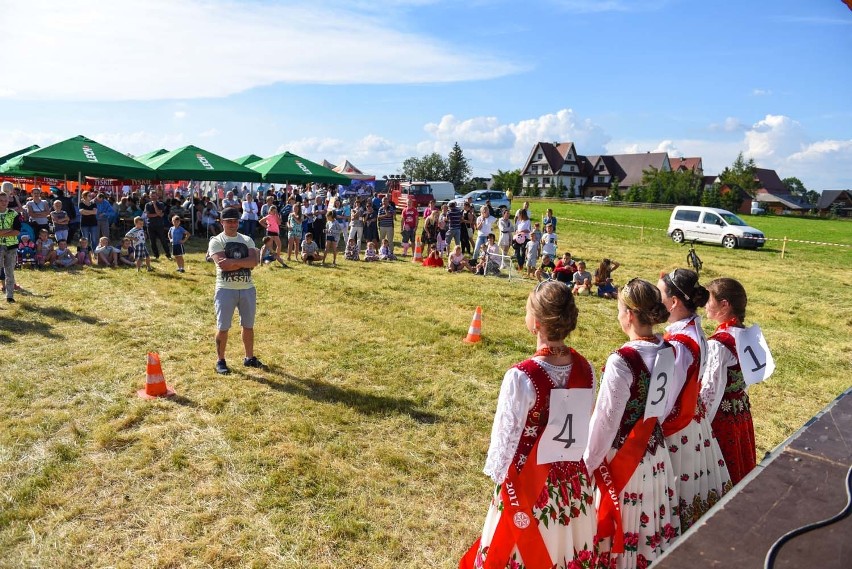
(655, 387, 851, 569)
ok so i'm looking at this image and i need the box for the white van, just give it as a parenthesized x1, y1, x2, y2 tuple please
(426, 181, 456, 204)
(667, 206, 766, 249)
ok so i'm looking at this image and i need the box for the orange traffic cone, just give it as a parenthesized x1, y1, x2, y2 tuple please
(412, 237, 423, 263)
(137, 352, 176, 399)
(463, 306, 482, 344)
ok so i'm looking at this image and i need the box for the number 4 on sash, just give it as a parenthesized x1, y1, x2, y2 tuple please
(553, 414, 576, 448)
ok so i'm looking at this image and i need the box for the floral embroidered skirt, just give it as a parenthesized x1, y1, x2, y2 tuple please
(595, 449, 681, 569)
(664, 417, 732, 531)
(473, 465, 612, 569)
(712, 408, 756, 485)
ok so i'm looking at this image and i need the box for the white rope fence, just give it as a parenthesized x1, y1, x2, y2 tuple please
(560, 217, 851, 256)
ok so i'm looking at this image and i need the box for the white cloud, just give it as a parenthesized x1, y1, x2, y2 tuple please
(0, 0, 521, 101)
(743, 114, 808, 160)
(709, 117, 747, 133)
(0, 130, 65, 154)
(90, 131, 187, 156)
(752, 88, 772, 96)
(355, 135, 395, 154)
(198, 128, 219, 138)
(412, 109, 611, 172)
(0, 130, 188, 159)
(174, 111, 187, 120)
(276, 137, 347, 158)
(610, 114, 852, 189)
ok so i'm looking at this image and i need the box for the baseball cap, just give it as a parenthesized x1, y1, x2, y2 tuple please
(221, 207, 240, 220)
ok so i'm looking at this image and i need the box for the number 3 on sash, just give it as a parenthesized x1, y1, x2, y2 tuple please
(644, 347, 676, 421)
(538, 388, 593, 465)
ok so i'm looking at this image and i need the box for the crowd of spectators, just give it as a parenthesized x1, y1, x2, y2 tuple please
(3, 183, 622, 297)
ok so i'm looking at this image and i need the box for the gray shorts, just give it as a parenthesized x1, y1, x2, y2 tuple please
(214, 287, 257, 331)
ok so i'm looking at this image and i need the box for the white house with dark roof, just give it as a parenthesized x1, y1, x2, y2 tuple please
(521, 142, 587, 196)
(520, 142, 672, 197)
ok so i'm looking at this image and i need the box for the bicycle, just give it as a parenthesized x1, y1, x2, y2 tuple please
(685, 239, 703, 274)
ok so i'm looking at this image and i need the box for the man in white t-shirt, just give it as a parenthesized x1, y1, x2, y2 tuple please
(208, 207, 263, 374)
(472, 206, 497, 261)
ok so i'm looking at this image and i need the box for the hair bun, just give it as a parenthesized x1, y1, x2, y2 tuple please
(692, 285, 710, 308)
(649, 302, 671, 325)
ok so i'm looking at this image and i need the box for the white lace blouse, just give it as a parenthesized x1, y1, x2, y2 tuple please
(701, 336, 739, 422)
(483, 359, 595, 484)
(583, 339, 663, 472)
(663, 316, 708, 419)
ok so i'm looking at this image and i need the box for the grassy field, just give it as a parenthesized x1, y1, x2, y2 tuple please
(1, 201, 850, 568)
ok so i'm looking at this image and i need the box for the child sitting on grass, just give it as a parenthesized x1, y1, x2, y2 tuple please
(95, 236, 120, 268)
(344, 237, 360, 261)
(364, 241, 379, 262)
(535, 254, 556, 282)
(378, 238, 397, 261)
(447, 245, 471, 273)
(53, 240, 78, 268)
(300, 232, 322, 265)
(572, 261, 593, 296)
(260, 236, 287, 267)
(76, 237, 93, 266)
(118, 237, 135, 267)
(474, 234, 500, 276)
(422, 244, 444, 268)
(34, 229, 56, 268)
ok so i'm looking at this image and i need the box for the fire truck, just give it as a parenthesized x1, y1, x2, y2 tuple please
(384, 175, 434, 214)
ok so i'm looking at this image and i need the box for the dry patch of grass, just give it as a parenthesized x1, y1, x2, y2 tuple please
(1, 206, 850, 567)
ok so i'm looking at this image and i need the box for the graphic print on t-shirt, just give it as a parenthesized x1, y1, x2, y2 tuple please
(222, 241, 251, 283)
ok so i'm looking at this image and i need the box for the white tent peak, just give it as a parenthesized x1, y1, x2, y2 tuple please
(333, 159, 374, 180)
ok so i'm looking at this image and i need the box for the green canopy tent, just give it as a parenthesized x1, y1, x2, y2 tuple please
(0, 145, 49, 180)
(146, 145, 263, 235)
(0, 144, 40, 166)
(146, 145, 262, 183)
(233, 154, 264, 167)
(134, 148, 170, 163)
(248, 151, 351, 185)
(0, 135, 156, 181)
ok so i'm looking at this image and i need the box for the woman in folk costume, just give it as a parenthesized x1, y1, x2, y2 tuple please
(700, 278, 756, 486)
(461, 280, 611, 569)
(656, 269, 732, 531)
(584, 279, 680, 569)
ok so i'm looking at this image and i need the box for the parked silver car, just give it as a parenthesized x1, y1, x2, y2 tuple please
(448, 190, 512, 215)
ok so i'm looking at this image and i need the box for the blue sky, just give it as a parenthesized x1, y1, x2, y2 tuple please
(1, 0, 851, 189)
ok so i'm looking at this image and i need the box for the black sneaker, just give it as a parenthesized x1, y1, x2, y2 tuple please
(243, 356, 266, 369)
(215, 360, 231, 375)
(6, 298, 15, 303)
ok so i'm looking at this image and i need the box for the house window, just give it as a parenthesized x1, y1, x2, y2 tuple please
(598, 164, 605, 171)
(596, 176, 605, 183)
(537, 153, 543, 160)
(569, 166, 576, 172)
(543, 177, 551, 185)
(566, 153, 573, 160)
(529, 178, 538, 185)
(529, 166, 536, 174)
